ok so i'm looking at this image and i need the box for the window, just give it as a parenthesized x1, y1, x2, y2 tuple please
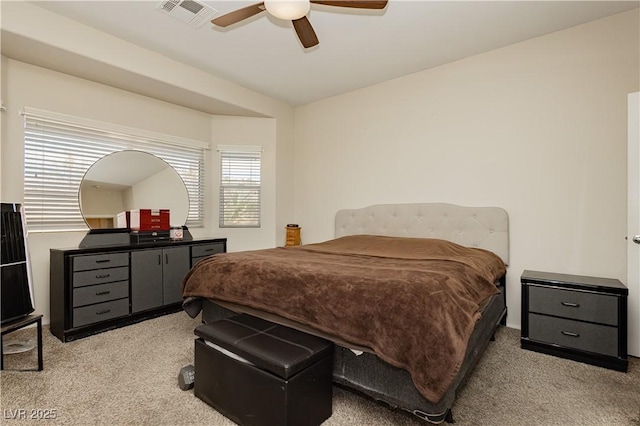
(23, 108, 207, 231)
(218, 146, 262, 228)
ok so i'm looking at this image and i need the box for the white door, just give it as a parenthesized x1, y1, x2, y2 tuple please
(628, 92, 639, 357)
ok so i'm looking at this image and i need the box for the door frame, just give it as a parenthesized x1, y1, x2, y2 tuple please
(628, 91, 639, 357)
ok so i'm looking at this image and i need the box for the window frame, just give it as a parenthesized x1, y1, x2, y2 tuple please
(218, 145, 262, 228)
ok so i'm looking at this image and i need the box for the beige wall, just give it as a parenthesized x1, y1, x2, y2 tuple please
(293, 10, 640, 328)
(0, 59, 280, 322)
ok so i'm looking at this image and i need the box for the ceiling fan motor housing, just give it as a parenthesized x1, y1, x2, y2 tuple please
(264, 0, 311, 20)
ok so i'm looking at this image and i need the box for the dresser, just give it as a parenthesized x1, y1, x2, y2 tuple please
(50, 238, 226, 342)
(521, 270, 628, 372)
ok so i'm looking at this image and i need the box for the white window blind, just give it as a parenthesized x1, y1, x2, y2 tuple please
(23, 110, 206, 231)
(219, 146, 262, 228)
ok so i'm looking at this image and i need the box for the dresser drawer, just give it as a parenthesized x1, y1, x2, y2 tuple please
(528, 313, 618, 357)
(73, 266, 130, 288)
(528, 285, 618, 326)
(73, 298, 129, 328)
(73, 281, 129, 308)
(73, 252, 129, 272)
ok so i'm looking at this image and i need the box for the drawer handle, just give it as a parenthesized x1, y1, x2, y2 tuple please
(204, 248, 216, 252)
(95, 290, 111, 296)
(95, 274, 111, 279)
(95, 259, 111, 264)
(561, 331, 580, 338)
(561, 302, 580, 308)
(96, 309, 111, 316)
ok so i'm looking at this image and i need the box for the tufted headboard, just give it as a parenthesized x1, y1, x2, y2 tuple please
(335, 203, 509, 265)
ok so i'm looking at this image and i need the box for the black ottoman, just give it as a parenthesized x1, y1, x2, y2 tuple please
(194, 314, 334, 426)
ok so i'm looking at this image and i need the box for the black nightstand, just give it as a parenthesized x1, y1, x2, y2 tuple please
(521, 270, 628, 372)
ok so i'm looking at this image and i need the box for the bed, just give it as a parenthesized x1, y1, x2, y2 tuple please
(182, 203, 509, 423)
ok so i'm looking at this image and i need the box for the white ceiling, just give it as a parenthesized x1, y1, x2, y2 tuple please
(16, 1, 640, 106)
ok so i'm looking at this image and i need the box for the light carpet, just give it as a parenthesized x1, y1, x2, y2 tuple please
(1, 312, 638, 425)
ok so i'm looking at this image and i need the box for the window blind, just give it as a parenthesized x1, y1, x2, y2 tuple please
(23, 111, 206, 231)
(219, 147, 262, 228)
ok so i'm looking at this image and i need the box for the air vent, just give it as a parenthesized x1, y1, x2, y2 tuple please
(157, 0, 218, 28)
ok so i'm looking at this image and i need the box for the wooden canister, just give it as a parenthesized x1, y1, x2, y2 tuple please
(285, 224, 301, 246)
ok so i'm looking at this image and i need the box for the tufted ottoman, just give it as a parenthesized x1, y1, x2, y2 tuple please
(194, 314, 334, 426)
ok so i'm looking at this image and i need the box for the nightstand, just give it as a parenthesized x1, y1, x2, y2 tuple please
(521, 270, 628, 372)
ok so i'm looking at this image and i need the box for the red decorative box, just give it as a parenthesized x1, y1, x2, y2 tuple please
(129, 209, 170, 231)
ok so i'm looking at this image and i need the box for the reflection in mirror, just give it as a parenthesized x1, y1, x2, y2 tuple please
(79, 150, 190, 230)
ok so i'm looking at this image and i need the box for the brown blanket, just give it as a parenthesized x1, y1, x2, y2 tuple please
(182, 235, 505, 403)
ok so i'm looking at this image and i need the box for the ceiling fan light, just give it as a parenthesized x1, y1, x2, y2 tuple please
(264, 0, 310, 20)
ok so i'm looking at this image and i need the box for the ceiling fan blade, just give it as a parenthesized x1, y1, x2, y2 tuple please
(211, 2, 266, 27)
(310, 0, 387, 9)
(292, 17, 319, 48)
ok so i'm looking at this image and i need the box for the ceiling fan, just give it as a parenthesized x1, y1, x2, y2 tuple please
(211, 0, 388, 49)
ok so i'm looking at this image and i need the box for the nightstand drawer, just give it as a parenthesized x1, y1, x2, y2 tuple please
(73, 266, 130, 288)
(73, 281, 129, 307)
(528, 285, 618, 326)
(191, 242, 225, 265)
(529, 313, 618, 357)
(73, 298, 129, 328)
(191, 242, 225, 259)
(73, 252, 129, 272)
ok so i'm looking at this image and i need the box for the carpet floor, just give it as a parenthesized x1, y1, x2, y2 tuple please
(1, 312, 639, 425)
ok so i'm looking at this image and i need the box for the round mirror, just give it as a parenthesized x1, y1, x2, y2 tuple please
(79, 150, 190, 230)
